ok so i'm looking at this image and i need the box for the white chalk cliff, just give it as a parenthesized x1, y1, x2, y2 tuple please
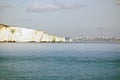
(0, 24, 65, 42)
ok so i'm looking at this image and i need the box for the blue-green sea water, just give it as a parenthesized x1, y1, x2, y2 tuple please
(0, 43, 120, 80)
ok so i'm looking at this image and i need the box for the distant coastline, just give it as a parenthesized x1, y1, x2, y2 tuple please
(65, 37, 120, 43)
(0, 24, 120, 43)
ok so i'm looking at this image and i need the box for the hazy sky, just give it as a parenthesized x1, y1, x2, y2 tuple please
(0, 0, 120, 37)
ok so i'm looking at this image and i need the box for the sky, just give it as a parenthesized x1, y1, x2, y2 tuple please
(0, 0, 120, 37)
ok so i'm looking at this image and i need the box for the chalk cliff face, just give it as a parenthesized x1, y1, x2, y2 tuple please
(0, 24, 65, 42)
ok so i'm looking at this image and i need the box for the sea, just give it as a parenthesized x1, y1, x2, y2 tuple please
(0, 42, 120, 80)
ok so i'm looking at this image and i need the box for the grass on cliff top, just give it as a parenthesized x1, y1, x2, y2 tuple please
(0, 24, 10, 29)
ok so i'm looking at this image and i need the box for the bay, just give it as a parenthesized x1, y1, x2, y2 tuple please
(0, 43, 120, 80)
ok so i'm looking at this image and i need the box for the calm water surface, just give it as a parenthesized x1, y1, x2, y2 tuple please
(0, 43, 120, 80)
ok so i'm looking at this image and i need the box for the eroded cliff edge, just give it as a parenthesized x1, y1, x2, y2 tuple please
(0, 24, 65, 42)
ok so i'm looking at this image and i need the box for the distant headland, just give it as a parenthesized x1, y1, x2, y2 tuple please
(0, 24, 65, 42)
